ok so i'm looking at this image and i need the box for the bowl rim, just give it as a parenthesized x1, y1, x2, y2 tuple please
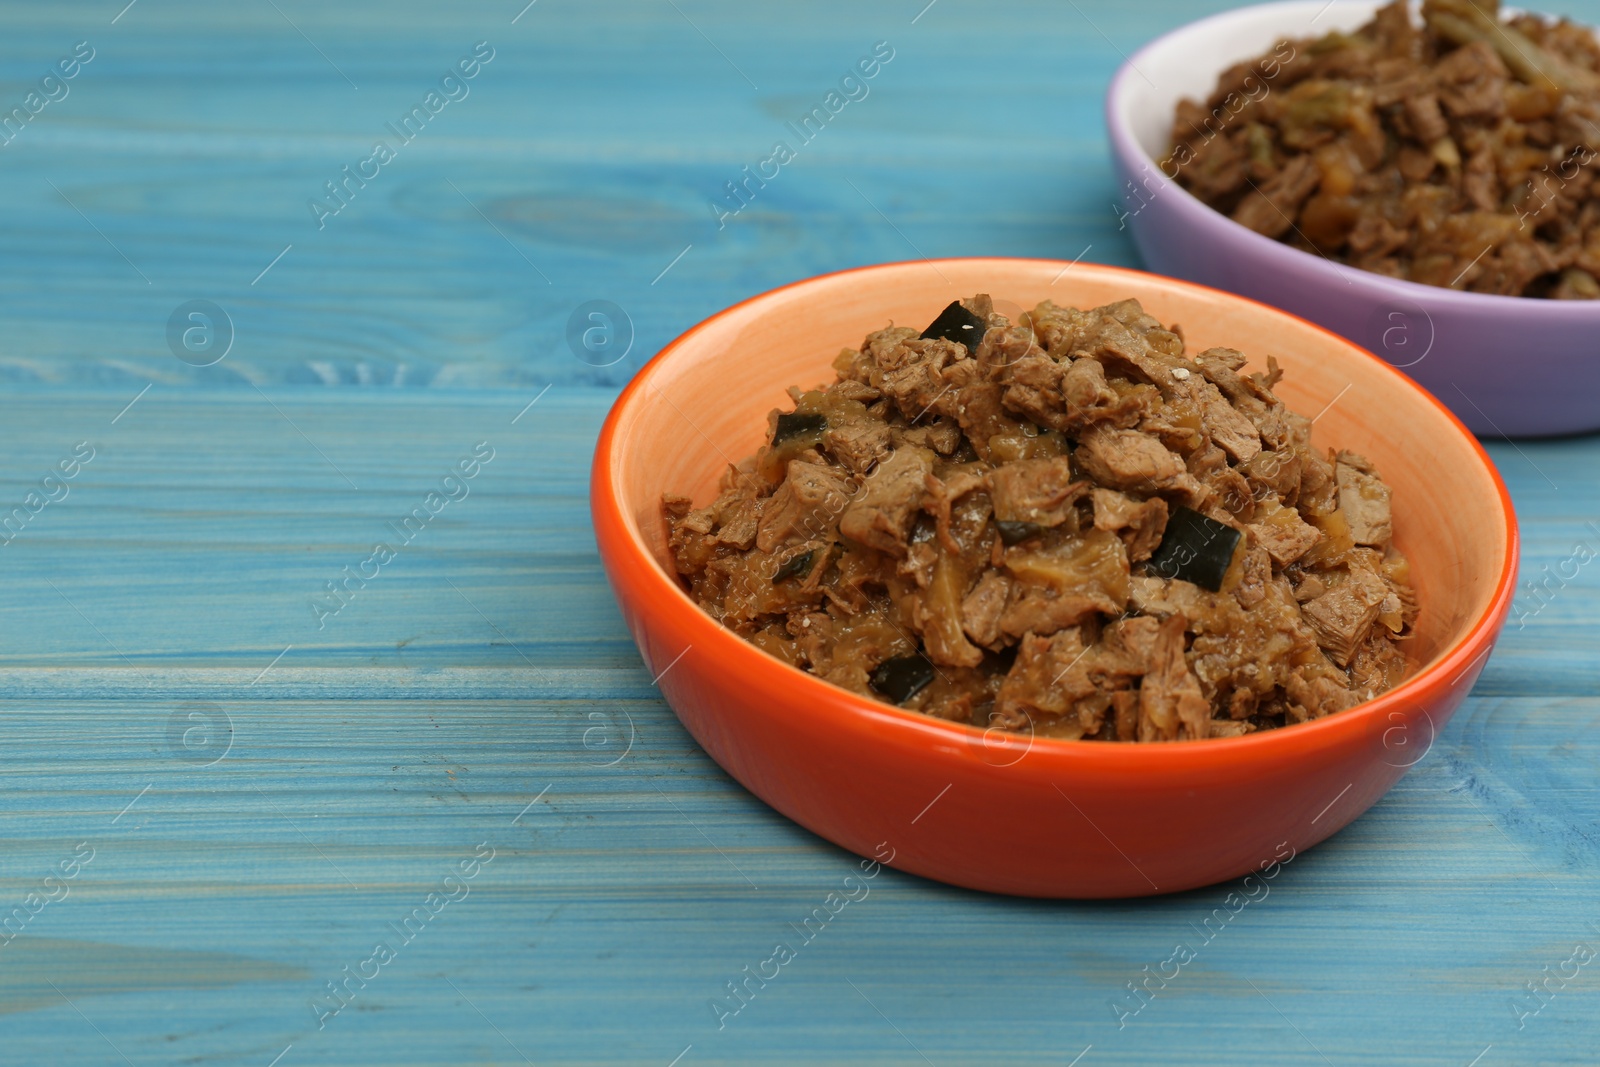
(1104, 0, 1600, 317)
(592, 256, 1519, 769)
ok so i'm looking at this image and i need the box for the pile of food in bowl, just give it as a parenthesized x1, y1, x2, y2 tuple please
(1169, 0, 1600, 298)
(663, 294, 1417, 743)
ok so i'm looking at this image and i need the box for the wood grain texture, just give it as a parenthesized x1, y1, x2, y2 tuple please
(2, 0, 1599, 1063)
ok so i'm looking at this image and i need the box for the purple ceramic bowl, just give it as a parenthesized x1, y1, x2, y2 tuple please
(1106, 0, 1600, 438)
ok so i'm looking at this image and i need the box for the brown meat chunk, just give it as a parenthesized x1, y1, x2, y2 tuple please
(1285, 668, 1358, 722)
(1248, 507, 1323, 567)
(1348, 625, 1410, 693)
(1097, 298, 1166, 333)
(891, 421, 951, 455)
(989, 457, 1086, 527)
(1194, 348, 1279, 413)
(1075, 425, 1201, 499)
(1056, 357, 1146, 431)
(994, 629, 1093, 729)
(999, 530, 1130, 638)
(1139, 614, 1211, 742)
(1231, 155, 1321, 238)
(838, 446, 933, 556)
(998, 587, 1107, 639)
(1301, 569, 1389, 667)
(913, 553, 984, 669)
(1091, 488, 1169, 562)
(1128, 573, 1209, 621)
(1463, 145, 1499, 213)
(979, 322, 1044, 374)
(714, 498, 764, 550)
(945, 377, 1022, 461)
(862, 325, 918, 361)
(1242, 448, 1302, 503)
(823, 419, 892, 475)
(756, 461, 853, 553)
(993, 618, 1160, 734)
(1298, 447, 1339, 515)
(826, 378, 880, 404)
(1233, 542, 1273, 609)
(960, 571, 1012, 649)
(1002, 354, 1079, 431)
(1202, 463, 1257, 521)
(1103, 614, 1163, 666)
(1434, 40, 1508, 121)
(1028, 300, 1097, 356)
(1403, 93, 1448, 145)
(672, 500, 715, 536)
(875, 338, 964, 421)
(1084, 313, 1189, 395)
(1198, 380, 1262, 463)
(1335, 452, 1393, 546)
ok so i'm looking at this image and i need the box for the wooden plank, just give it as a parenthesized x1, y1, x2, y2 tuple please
(0, 0, 1219, 391)
(0, 387, 626, 670)
(0, 694, 1595, 1065)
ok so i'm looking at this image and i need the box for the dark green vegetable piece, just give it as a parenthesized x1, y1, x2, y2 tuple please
(920, 300, 988, 352)
(870, 653, 935, 704)
(773, 412, 827, 445)
(1146, 505, 1241, 592)
(772, 549, 816, 584)
(995, 520, 1046, 545)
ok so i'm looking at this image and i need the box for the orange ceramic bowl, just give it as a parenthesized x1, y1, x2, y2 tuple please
(591, 258, 1518, 899)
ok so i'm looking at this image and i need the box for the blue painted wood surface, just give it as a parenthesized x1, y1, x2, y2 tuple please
(2, 1, 1599, 1063)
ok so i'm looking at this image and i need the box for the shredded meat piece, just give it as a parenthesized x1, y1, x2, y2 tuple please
(989, 458, 1085, 526)
(1075, 425, 1202, 499)
(664, 294, 1417, 740)
(947, 379, 1020, 461)
(1092, 488, 1170, 562)
(997, 590, 1101, 640)
(1243, 447, 1302, 502)
(960, 571, 1011, 650)
(1404, 92, 1450, 144)
(1197, 380, 1262, 463)
(1062, 357, 1146, 431)
(1138, 614, 1212, 741)
(824, 420, 891, 475)
(1233, 543, 1274, 609)
(838, 447, 933, 556)
(1285, 668, 1360, 722)
(1002, 354, 1070, 430)
(1085, 317, 1189, 394)
(1302, 568, 1390, 667)
(994, 629, 1089, 729)
(757, 461, 854, 554)
(1248, 507, 1323, 567)
(1232, 156, 1323, 237)
(1335, 452, 1394, 546)
(715, 498, 763, 549)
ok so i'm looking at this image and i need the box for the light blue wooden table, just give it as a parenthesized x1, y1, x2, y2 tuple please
(2, 1, 1597, 1063)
